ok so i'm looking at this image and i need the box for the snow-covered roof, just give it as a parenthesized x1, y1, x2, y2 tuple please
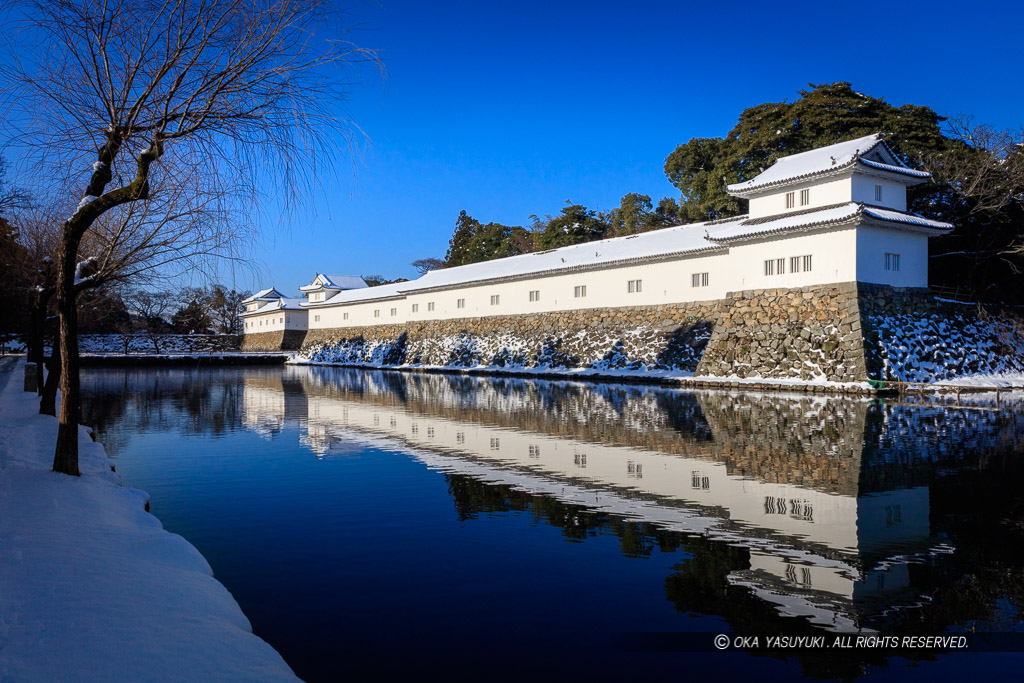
(726, 134, 931, 196)
(400, 220, 740, 293)
(240, 297, 306, 316)
(311, 282, 407, 307)
(241, 287, 282, 304)
(299, 273, 368, 292)
(709, 202, 952, 244)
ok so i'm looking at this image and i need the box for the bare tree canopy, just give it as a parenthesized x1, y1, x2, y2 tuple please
(0, 0, 381, 475)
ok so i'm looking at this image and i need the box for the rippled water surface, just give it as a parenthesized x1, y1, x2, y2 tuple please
(80, 366, 1024, 681)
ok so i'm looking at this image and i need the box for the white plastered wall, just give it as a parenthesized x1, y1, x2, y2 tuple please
(748, 177, 851, 219)
(724, 226, 859, 292)
(243, 308, 308, 333)
(855, 225, 929, 287)
(851, 174, 907, 211)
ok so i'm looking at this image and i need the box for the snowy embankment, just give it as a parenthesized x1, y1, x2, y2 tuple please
(45, 333, 242, 355)
(0, 358, 297, 681)
(868, 310, 1024, 387)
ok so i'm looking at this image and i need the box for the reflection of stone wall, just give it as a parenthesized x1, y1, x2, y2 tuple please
(241, 330, 307, 352)
(696, 283, 866, 383)
(301, 301, 723, 371)
(297, 367, 870, 495)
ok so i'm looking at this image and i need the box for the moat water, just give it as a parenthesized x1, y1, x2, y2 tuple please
(80, 366, 1024, 681)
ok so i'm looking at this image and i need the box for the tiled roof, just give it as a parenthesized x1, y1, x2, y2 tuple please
(726, 134, 931, 196)
(709, 202, 952, 243)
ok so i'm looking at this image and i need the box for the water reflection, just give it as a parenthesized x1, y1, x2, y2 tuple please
(82, 366, 1024, 679)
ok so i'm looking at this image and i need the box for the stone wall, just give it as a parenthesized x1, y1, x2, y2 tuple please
(695, 283, 867, 383)
(289, 281, 1024, 386)
(300, 300, 723, 371)
(857, 283, 1024, 383)
(241, 329, 307, 352)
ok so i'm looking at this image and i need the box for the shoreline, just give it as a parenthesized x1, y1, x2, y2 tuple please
(0, 357, 298, 681)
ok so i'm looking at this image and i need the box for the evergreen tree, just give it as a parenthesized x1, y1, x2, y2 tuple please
(444, 210, 482, 267)
(534, 202, 610, 250)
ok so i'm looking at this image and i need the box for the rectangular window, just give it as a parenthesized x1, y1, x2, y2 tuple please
(490, 295, 500, 306)
(343, 312, 349, 320)
(627, 279, 642, 293)
(411, 303, 418, 313)
(457, 298, 465, 309)
(802, 255, 812, 271)
(374, 309, 379, 318)
(785, 191, 795, 209)
(776, 257, 785, 274)
(764, 259, 775, 276)
(529, 290, 540, 302)
(790, 256, 800, 273)
(885, 253, 901, 271)
(390, 307, 397, 317)
(427, 302, 435, 312)
(875, 184, 883, 202)
(574, 285, 587, 298)
(800, 189, 810, 206)
(691, 272, 708, 287)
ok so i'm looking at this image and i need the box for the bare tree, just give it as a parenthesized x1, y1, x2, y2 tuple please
(411, 257, 444, 275)
(208, 284, 249, 334)
(2, 0, 379, 475)
(121, 289, 176, 353)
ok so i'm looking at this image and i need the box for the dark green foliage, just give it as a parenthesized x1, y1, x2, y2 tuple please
(663, 82, 949, 221)
(443, 209, 532, 267)
(533, 202, 609, 250)
(606, 193, 680, 236)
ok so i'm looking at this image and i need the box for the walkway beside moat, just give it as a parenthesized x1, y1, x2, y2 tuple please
(0, 357, 297, 681)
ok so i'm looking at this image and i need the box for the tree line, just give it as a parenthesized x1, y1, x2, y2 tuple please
(419, 83, 1023, 304)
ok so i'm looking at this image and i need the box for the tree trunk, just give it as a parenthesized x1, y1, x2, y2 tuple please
(40, 338, 61, 416)
(27, 290, 49, 394)
(53, 231, 82, 476)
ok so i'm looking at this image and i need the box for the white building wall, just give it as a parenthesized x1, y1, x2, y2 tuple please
(725, 226, 859, 291)
(301, 224, 916, 333)
(851, 175, 907, 211)
(748, 177, 851, 219)
(855, 226, 929, 287)
(243, 309, 308, 333)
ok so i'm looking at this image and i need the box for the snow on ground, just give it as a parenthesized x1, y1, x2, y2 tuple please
(868, 312, 1024, 385)
(0, 357, 297, 681)
(44, 333, 242, 355)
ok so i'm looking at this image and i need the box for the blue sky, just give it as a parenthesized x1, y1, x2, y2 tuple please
(77, 1, 1024, 292)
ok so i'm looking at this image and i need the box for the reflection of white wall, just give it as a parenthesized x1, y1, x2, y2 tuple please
(304, 393, 869, 552)
(242, 384, 285, 436)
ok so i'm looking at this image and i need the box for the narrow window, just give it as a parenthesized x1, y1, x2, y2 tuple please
(776, 258, 785, 274)
(412, 303, 419, 313)
(574, 285, 587, 298)
(390, 307, 397, 317)
(529, 290, 540, 302)
(800, 188, 810, 206)
(490, 437, 500, 451)
(885, 253, 901, 271)
(456, 432, 464, 444)
(790, 256, 800, 273)
(802, 255, 812, 271)
(457, 298, 465, 309)
(764, 259, 775, 276)
(374, 309, 379, 318)
(785, 191, 795, 209)
(691, 273, 709, 287)
(874, 184, 883, 202)
(343, 312, 349, 320)
(628, 279, 642, 293)
(490, 295, 500, 305)
(427, 302, 435, 312)
(314, 314, 320, 322)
